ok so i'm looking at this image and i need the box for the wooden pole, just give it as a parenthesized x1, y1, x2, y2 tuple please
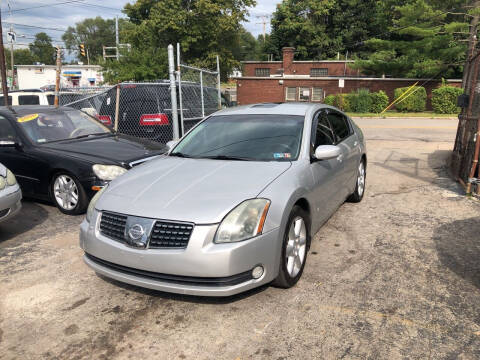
(0, 10, 10, 106)
(54, 46, 61, 107)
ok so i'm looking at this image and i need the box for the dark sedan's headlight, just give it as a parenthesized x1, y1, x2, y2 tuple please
(214, 199, 270, 243)
(92, 164, 127, 181)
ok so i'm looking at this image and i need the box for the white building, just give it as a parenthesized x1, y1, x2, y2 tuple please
(16, 64, 103, 89)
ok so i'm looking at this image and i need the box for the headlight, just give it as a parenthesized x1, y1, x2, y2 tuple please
(92, 164, 127, 181)
(86, 185, 108, 223)
(214, 199, 270, 243)
(0, 176, 5, 190)
(6, 169, 16, 186)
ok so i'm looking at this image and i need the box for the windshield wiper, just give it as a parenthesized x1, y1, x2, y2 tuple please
(71, 132, 112, 140)
(169, 152, 192, 158)
(201, 155, 253, 161)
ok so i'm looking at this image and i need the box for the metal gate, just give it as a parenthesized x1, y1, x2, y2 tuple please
(170, 43, 222, 137)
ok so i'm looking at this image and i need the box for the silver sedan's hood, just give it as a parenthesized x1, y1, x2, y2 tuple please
(97, 157, 291, 224)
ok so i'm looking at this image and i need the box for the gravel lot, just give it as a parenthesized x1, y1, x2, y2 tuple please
(1, 117, 479, 360)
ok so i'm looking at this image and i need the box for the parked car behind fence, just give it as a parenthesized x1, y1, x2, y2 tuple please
(64, 82, 230, 144)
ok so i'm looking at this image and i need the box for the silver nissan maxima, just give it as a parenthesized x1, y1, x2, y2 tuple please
(80, 103, 366, 296)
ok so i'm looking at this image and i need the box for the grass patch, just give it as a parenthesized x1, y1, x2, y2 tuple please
(347, 111, 459, 118)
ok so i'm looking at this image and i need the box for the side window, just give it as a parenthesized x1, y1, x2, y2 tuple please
(311, 111, 335, 149)
(0, 116, 17, 139)
(327, 111, 351, 142)
(19, 95, 40, 105)
(0, 96, 12, 105)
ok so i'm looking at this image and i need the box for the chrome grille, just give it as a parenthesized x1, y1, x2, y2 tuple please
(100, 212, 127, 241)
(149, 221, 194, 249)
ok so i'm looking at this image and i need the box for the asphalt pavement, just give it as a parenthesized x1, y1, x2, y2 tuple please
(1, 116, 479, 359)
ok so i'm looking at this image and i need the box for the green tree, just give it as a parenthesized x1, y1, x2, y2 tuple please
(103, 0, 255, 82)
(353, 0, 469, 78)
(29, 32, 55, 65)
(270, 0, 338, 60)
(5, 48, 38, 67)
(62, 16, 116, 62)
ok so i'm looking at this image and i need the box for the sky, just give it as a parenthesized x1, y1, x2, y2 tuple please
(0, 0, 279, 55)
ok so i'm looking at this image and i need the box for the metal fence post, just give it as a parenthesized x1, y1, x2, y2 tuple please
(114, 84, 120, 132)
(177, 43, 184, 136)
(216, 55, 221, 109)
(200, 70, 205, 117)
(168, 44, 180, 140)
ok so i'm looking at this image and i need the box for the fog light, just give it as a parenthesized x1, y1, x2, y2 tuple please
(252, 266, 264, 279)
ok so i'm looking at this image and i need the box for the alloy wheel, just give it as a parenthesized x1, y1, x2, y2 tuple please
(53, 175, 79, 211)
(285, 216, 307, 278)
(357, 162, 365, 197)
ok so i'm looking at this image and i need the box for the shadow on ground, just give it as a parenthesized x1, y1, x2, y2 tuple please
(97, 274, 270, 304)
(0, 200, 49, 244)
(433, 217, 480, 289)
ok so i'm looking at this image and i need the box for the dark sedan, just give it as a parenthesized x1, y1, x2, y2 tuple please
(0, 106, 167, 215)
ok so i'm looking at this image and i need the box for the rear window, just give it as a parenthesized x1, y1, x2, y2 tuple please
(0, 96, 12, 105)
(19, 95, 40, 105)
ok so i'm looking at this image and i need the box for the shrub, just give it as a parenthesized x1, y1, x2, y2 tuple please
(394, 86, 427, 112)
(432, 86, 463, 114)
(349, 89, 372, 113)
(369, 90, 389, 113)
(324, 94, 336, 106)
(336, 93, 352, 112)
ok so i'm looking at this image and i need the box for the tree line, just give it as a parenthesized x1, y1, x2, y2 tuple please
(10, 0, 479, 82)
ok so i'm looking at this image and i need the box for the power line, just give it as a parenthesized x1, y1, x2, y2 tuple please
(8, 0, 87, 13)
(3, 21, 67, 32)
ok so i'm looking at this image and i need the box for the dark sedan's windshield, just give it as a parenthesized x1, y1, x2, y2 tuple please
(16, 109, 110, 144)
(172, 114, 304, 161)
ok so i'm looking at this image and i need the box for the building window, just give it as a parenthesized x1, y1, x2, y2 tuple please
(285, 87, 296, 101)
(310, 68, 328, 77)
(255, 68, 270, 77)
(298, 87, 310, 102)
(312, 88, 324, 102)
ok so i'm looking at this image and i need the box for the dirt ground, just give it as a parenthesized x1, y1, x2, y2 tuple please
(1, 117, 479, 360)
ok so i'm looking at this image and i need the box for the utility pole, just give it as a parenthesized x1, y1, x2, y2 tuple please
(462, 0, 480, 89)
(451, 0, 480, 194)
(54, 46, 62, 107)
(115, 16, 120, 60)
(255, 15, 270, 43)
(0, 9, 9, 106)
(9, 25, 14, 90)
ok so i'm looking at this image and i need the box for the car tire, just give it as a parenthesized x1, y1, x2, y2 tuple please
(50, 172, 88, 215)
(273, 205, 310, 289)
(347, 159, 366, 203)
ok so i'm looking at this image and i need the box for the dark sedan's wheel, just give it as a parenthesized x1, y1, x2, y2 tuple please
(347, 159, 366, 203)
(51, 173, 88, 215)
(273, 206, 310, 288)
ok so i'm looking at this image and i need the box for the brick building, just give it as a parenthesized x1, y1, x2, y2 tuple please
(235, 47, 461, 109)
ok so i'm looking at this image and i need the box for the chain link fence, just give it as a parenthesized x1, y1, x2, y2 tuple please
(63, 45, 223, 145)
(177, 63, 221, 134)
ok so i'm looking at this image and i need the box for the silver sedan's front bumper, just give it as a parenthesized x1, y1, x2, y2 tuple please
(79, 212, 281, 296)
(0, 185, 22, 223)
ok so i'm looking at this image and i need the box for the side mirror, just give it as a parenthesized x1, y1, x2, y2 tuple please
(166, 140, 178, 151)
(0, 139, 16, 147)
(314, 145, 341, 161)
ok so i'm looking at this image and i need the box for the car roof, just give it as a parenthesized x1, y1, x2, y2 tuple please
(212, 102, 328, 117)
(0, 105, 75, 116)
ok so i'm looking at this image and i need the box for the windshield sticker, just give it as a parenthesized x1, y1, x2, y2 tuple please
(274, 153, 291, 159)
(17, 113, 39, 123)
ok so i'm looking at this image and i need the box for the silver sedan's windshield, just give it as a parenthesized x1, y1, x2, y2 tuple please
(16, 109, 110, 144)
(171, 114, 304, 161)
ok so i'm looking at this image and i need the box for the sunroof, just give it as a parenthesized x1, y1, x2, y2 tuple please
(251, 103, 280, 108)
